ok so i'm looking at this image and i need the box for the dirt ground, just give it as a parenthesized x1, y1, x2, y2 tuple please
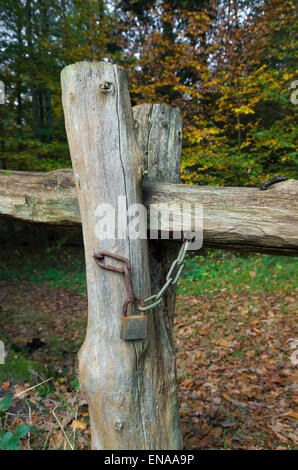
(0, 280, 297, 450)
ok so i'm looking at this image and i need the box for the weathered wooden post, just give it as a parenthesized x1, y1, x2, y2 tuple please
(61, 61, 183, 449)
(133, 103, 183, 343)
(133, 103, 184, 443)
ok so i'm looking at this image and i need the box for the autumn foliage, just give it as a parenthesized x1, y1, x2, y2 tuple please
(0, 0, 297, 185)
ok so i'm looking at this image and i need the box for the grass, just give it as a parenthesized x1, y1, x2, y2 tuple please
(0, 243, 86, 294)
(0, 243, 297, 298)
(179, 250, 297, 296)
(0, 352, 49, 383)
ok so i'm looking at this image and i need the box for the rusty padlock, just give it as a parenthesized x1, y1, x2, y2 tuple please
(94, 251, 147, 341)
(120, 299, 147, 341)
(120, 314, 147, 340)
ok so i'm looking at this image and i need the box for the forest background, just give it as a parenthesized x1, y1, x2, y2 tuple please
(0, 0, 297, 186)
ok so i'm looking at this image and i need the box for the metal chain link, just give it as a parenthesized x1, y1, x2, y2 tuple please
(137, 233, 193, 312)
(94, 233, 194, 315)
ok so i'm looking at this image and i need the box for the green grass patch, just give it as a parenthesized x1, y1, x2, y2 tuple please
(0, 351, 49, 384)
(0, 244, 86, 294)
(179, 251, 298, 296)
(0, 244, 297, 298)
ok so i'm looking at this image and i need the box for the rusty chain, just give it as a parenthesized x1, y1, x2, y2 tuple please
(94, 232, 194, 316)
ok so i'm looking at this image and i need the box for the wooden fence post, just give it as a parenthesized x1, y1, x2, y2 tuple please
(61, 61, 182, 449)
(133, 103, 184, 444)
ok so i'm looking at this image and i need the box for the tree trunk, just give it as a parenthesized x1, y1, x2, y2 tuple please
(45, 88, 52, 142)
(61, 61, 182, 449)
(25, 0, 39, 139)
(16, 3, 24, 151)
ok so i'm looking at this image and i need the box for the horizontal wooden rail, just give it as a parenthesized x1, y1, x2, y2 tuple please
(0, 169, 297, 255)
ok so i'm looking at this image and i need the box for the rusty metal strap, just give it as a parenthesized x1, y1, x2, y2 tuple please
(94, 232, 195, 316)
(94, 251, 130, 273)
(93, 251, 138, 316)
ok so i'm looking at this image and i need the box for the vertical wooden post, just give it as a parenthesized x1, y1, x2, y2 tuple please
(133, 104, 183, 333)
(61, 61, 182, 449)
(133, 103, 183, 446)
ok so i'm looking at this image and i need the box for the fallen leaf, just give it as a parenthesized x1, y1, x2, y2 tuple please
(71, 420, 87, 430)
(1, 381, 10, 390)
(199, 427, 222, 447)
(270, 375, 283, 384)
(180, 379, 195, 389)
(13, 386, 29, 399)
(217, 338, 230, 347)
(252, 327, 261, 334)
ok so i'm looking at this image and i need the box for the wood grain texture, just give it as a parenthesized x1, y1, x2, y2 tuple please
(0, 168, 80, 231)
(143, 179, 298, 255)
(61, 61, 181, 449)
(133, 103, 182, 184)
(1, 169, 297, 254)
(133, 103, 183, 449)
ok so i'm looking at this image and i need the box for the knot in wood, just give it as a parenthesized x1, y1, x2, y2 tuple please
(114, 420, 123, 431)
(99, 81, 114, 94)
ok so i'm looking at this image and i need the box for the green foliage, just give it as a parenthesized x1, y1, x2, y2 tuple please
(179, 251, 298, 296)
(1, 241, 296, 302)
(0, 0, 119, 172)
(0, 394, 12, 411)
(15, 424, 31, 438)
(0, 0, 297, 182)
(0, 432, 21, 450)
(72, 378, 80, 393)
(0, 396, 31, 450)
(0, 352, 49, 383)
(0, 244, 86, 294)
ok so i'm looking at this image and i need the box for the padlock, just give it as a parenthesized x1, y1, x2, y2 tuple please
(120, 313, 147, 341)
